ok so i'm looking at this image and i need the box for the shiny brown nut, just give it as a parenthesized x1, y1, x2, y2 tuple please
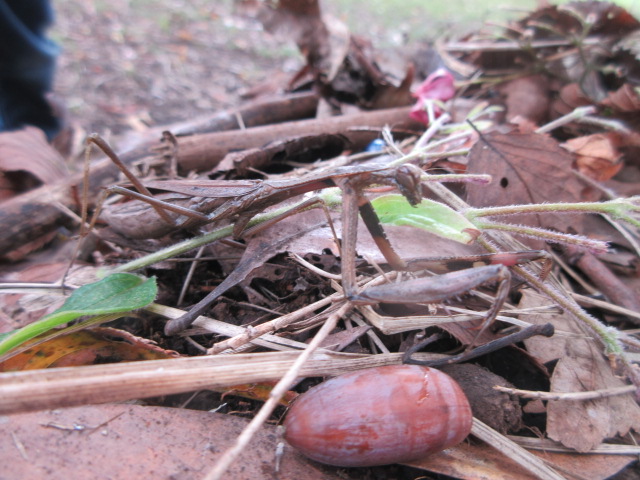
(284, 365, 472, 467)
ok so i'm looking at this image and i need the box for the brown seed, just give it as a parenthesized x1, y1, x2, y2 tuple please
(284, 365, 472, 467)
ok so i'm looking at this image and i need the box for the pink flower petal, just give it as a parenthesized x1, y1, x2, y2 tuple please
(410, 68, 455, 125)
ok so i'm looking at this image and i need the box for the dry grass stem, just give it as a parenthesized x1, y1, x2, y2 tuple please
(0, 349, 445, 416)
(202, 294, 341, 354)
(508, 437, 640, 455)
(471, 419, 566, 480)
(288, 252, 342, 280)
(572, 293, 640, 323)
(494, 384, 637, 401)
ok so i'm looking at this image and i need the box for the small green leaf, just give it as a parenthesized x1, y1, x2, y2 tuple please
(372, 194, 480, 244)
(0, 273, 157, 356)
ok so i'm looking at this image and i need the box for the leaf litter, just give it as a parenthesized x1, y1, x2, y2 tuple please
(2, 1, 640, 479)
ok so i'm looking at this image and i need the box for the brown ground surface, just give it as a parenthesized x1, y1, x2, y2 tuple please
(52, 1, 301, 140)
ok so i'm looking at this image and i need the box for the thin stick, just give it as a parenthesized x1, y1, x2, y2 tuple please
(207, 293, 340, 354)
(289, 253, 342, 280)
(1, 347, 431, 415)
(62, 138, 107, 285)
(494, 384, 636, 401)
(202, 301, 353, 480)
(177, 246, 205, 306)
(572, 292, 640, 323)
(413, 112, 451, 150)
(87, 134, 175, 225)
(507, 436, 640, 455)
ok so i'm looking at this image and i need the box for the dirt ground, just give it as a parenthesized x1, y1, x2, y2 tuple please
(50, 0, 475, 145)
(52, 1, 302, 141)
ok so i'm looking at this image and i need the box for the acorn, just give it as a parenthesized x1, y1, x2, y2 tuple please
(283, 365, 472, 467)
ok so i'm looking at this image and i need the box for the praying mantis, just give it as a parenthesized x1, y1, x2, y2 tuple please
(88, 135, 548, 338)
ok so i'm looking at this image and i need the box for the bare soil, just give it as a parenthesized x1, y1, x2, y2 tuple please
(52, 1, 300, 139)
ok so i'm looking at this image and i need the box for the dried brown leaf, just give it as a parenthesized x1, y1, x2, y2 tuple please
(561, 133, 623, 181)
(547, 354, 640, 452)
(550, 83, 593, 118)
(0, 127, 67, 181)
(558, 1, 640, 34)
(465, 131, 601, 248)
(0, 404, 338, 479)
(0, 328, 179, 372)
(509, 438, 636, 480)
(519, 289, 640, 452)
(0, 127, 67, 191)
(258, 1, 412, 109)
(515, 2, 636, 38)
(414, 436, 635, 480)
(408, 440, 540, 480)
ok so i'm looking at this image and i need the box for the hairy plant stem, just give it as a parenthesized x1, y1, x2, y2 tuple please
(462, 197, 640, 253)
(465, 198, 640, 222)
(472, 220, 608, 254)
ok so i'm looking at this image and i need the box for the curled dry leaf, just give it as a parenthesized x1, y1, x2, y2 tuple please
(0, 327, 180, 372)
(460, 1, 639, 80)
(518, 1, 640, 91)
(0, 126, 68, 201)
(517, 1, 639, 38)
(258, 0, 413, 109)
(602, 83, 640, 113)
(561, 133, 623, 181)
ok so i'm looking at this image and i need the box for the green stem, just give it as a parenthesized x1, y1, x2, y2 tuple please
(111, 195, 336, 273)
(516, 267, 624, 360)
(112, 224, 234, 273)
(536, 105, 596, 134)
(465, 198, 640, 222)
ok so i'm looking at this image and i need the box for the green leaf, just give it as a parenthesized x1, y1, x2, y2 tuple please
(371, 194, 480, 244)
(0, 273, 157, 356)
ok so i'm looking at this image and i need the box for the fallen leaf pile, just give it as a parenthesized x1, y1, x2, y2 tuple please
(1, 1, 640, 479)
